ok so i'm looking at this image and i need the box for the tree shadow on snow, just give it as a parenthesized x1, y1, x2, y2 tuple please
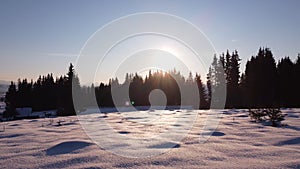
(202, 131, 226, 137)
(0, 134, 24, 138)
(118, 131, 130, 134)
(284, 125, 300, 131)
(46, 141, 93, 156)
(148, 142, 180, 149)
(211, 131, 226, 136)
(275, 137, 300, 146)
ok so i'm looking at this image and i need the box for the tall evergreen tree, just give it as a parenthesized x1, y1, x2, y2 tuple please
(207, 55, 226, 108)
(225, 50, 241, 108)
(58, 63, 79, 116)
(294, 55, 300, 107)
(277, 57, 294, 107)
(206, 67, 212, 107)
(244, 48, 277, 108)
(195, 74, 208, 109)
(4, 82, 17, 118)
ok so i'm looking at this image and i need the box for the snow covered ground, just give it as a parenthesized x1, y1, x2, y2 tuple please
(0, 109, 299, 169)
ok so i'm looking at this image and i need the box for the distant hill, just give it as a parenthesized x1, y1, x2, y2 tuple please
(0, 80, 10, 85)
(0, 80, 10, 95)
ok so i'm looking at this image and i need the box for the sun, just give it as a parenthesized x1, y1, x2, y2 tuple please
(160, 45, 180, 57)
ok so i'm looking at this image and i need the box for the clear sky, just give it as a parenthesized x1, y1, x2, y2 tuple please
(0, 0, 300, 85)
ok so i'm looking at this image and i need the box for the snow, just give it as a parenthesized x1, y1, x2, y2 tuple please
(0, 109, 300, 168)
(83, 106, 194, 114)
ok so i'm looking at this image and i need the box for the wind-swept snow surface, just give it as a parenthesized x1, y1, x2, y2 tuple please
(0, 109, 299, 168)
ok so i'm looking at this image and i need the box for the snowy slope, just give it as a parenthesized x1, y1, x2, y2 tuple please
(0, 109, 299, 169)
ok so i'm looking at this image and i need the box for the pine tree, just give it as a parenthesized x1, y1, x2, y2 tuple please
(195, 74, 208, 109)
(227, 50, 241, 108)
(294, 55, 300, 107)
(206, 67, 212, 108)
(207, 55, 226, 108)
(244, 48, 277, 108)
(277, 57, 294, 107)
(59, 63, 79, 116)
(4, 82, 17, 118)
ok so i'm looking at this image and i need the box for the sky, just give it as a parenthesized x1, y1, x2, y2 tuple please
(0, 0, 300, 85)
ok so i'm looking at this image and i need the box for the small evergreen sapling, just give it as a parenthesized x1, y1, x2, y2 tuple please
(248, 108, 285, 127)
(249, 109, 267, 122)
(265, 108, 285, 127)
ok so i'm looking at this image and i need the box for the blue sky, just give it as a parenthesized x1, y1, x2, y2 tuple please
(0, 0, 300, 84)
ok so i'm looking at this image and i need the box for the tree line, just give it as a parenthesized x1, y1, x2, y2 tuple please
(4, 64, 79, 117)
(3, 47, 300, 117)
(207, 47, 300, 108)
